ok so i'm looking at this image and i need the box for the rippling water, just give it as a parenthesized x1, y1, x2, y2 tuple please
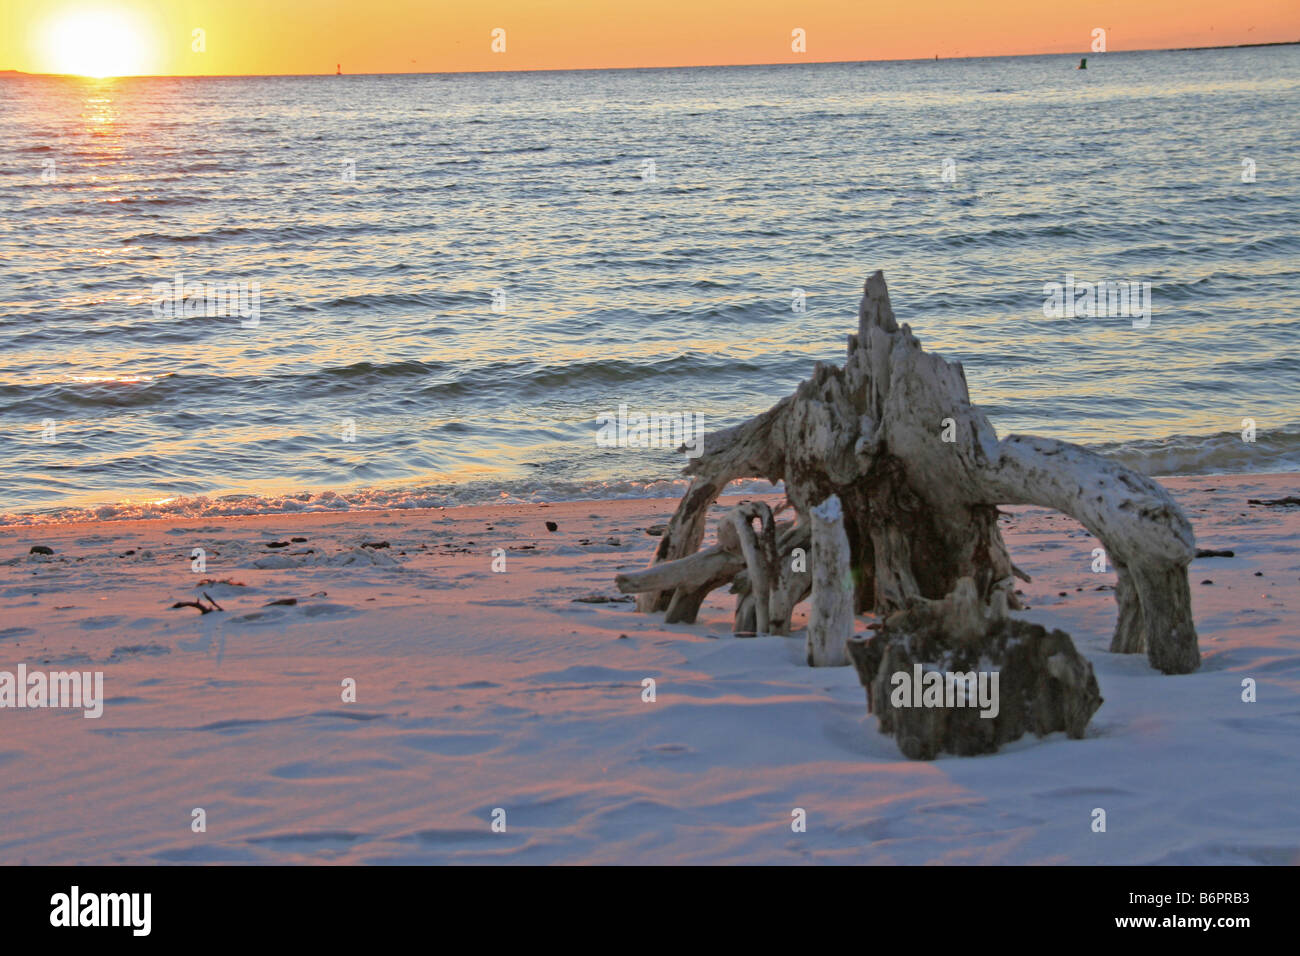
(1, 47, 1298, 523)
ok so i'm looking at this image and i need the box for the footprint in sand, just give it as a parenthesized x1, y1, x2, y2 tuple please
(78, 615, 125, 630)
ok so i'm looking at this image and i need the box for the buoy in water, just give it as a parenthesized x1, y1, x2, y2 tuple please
(1078, 57, 1087, 69)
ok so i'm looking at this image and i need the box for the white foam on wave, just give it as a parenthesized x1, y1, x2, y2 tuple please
(1092, 423, 1300, 478)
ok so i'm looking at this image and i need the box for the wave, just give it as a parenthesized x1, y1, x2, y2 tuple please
(0, 352, 796, 416)
(1088, 423, 1300, 478)
(297, 290, 472, 311)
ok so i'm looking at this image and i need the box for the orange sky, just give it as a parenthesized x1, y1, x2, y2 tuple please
(2, 0, 1298, 76)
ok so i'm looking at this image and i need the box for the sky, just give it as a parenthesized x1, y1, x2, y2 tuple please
(2, 0, 1298, 76)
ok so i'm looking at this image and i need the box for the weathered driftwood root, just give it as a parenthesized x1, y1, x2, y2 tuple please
(846, 578, 1103, 759)
(725, 502, 791, 634)
(732, 559, 811, 636)
(619, 269, 1200, 674)
(806, 495, 852, 666)
(980, 434, 1199, 674)
(615, 512, 807, 630)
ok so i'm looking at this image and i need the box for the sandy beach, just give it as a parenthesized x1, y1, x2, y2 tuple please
(0, 473, 1296, 865)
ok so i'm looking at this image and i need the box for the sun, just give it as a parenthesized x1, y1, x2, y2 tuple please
(42, 9, 150, 77)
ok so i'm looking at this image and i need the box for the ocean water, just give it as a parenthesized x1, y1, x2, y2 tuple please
(1, 47, 1298, 524)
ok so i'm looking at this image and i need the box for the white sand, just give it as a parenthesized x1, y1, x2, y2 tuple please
(0, 474, 1297, 864)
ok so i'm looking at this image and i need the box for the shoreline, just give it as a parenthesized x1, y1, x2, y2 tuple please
(2, 464, 1297, 532)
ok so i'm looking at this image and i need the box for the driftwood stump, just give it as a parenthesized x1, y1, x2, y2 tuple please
(846, 578, 1103, 759)
(806, 495, 852, 666)
(616, 270, 1200, 675)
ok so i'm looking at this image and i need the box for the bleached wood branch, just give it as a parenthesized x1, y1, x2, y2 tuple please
(806, 495, 852, 666)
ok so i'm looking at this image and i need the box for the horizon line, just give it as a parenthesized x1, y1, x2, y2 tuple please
(3, 38, 1297, 80)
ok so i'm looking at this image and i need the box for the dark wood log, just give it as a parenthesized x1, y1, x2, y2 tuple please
(846, 579, 1104, 759)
